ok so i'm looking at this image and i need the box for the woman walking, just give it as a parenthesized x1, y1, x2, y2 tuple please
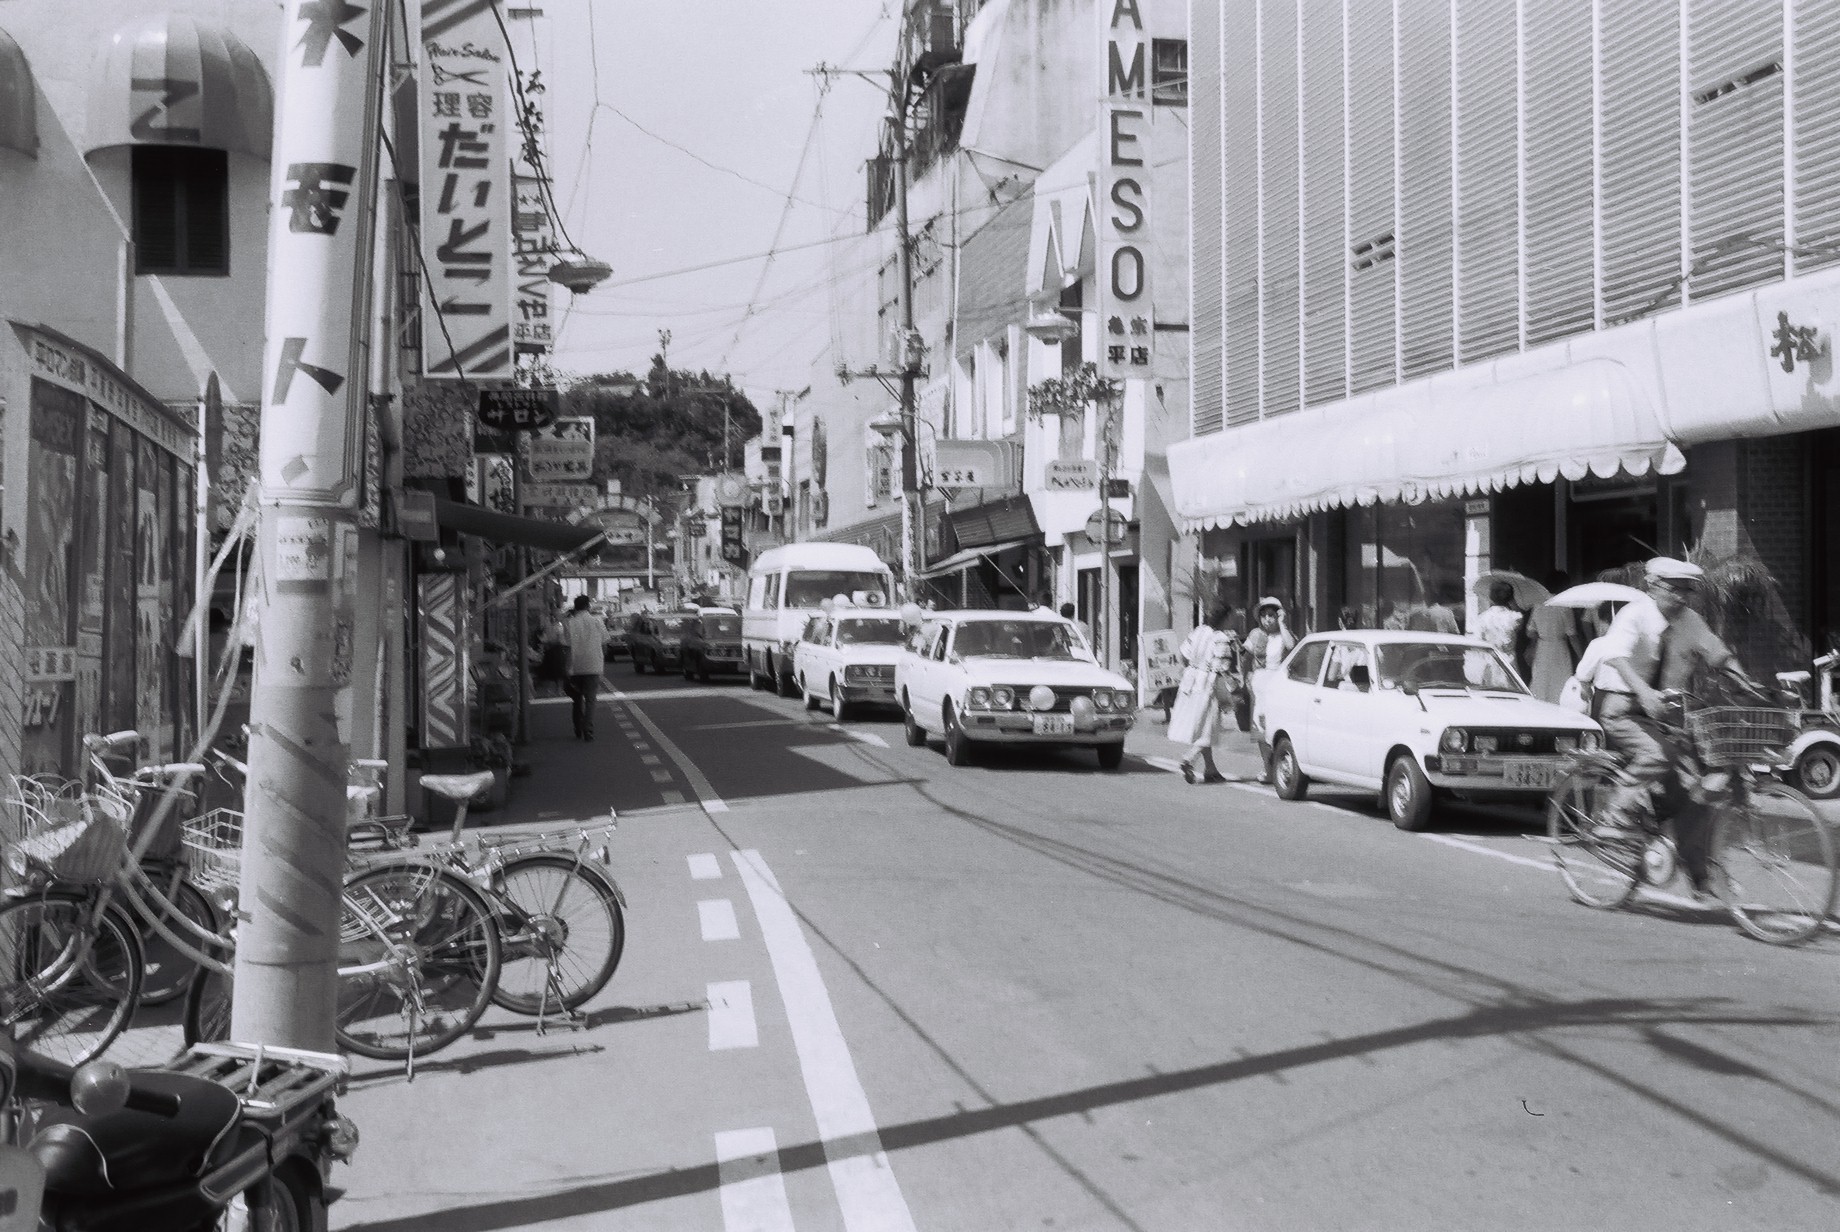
(1169, 603, 1244, 784)
(1524, 569, 1585, 703)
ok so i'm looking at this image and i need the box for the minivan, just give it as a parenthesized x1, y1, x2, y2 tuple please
(743, 543, 894, 695)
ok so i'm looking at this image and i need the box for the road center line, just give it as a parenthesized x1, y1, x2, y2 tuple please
(714, 1127, 796, 1232)
(706, 980, 758, 1050)
(732, 848, 917, 1232)
(700, 898, 741, 941)
(612, 690, 729, 812)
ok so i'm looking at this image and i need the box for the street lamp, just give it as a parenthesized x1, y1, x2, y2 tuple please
(548, 255, 612, 294)
(1023, 307, 1080, 345)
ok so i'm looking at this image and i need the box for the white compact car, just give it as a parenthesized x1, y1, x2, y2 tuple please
(1251, 631, 1604, 830)
(896, 610, 1137, 769)
(794, 609, 908, 720)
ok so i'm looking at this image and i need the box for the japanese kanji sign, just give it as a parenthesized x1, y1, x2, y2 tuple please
(519, 417, 595, 482)
(477, 387, 558, 431)
(1096, 0, 1155, 379)
(419, 1, 513, 379)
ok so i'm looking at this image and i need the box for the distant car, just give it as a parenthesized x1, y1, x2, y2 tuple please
(628, 611, 690, 674)
(681, 607, 744, 681)
(1251, 630, 1604, 831)
(895, 610, 1137, 769)
(602, 613, 633, 660)
(793, 609, 908, 720)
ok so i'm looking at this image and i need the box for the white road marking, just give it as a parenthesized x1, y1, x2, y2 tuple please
(714, 1127, 796, 1232)
(688, 853, 723, 880)
(640, 753, 662, 765)
(650, 769, 675, 784)
(661, 789, 688, 804)
(733, 849, 917, 1232)
(613, 691, 729, 812)
(1420, 832, 1555, 872)
(700, 898, 741, 941)
(706, 980, 758, 1050)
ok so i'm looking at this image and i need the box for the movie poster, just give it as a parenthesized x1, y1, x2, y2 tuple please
(22, 380, 82, 775)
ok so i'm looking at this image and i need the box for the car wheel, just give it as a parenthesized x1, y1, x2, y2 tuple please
(748, 658, 766, 690)
(776, 661, 799, 698)
(802, 674, 821, 710)
(902, 698, 927, 747)
(632, 651, 646, 675)
(682, 655, 695, 681)
(1795, 745, 1840, 800)
(1096, 742, 1125, 771)
(831, 678, 852, 723)
(1271, 737, 1308, 801)
(943, 706, 975, 766)
(1386, 755, 1436, 831)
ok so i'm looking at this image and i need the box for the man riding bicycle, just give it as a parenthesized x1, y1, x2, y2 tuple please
(1570, 557, 1758, 899)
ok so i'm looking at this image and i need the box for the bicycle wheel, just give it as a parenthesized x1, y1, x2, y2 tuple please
(1547, 764, 1641, 910)
(490, 855, 625, 1015)
(181, 947, 232, 1047)
(0, 893, 143, 1066)
(335, 864, 500, 1062)
(1713, 783, 1838, 945)
(137, 874, 220, 1006)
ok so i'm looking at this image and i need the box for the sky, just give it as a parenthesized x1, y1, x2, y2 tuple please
(533, 1, 903, 406)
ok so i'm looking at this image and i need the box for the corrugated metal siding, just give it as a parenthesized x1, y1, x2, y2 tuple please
(1794, 0, 1840, 273)
(1454, 0, 1518, 364)
(1259, 0, 1302, 418)
(1398, 0, 1453, 380)
(1601, 0, 1683, 323)
(1192, 0, 1225, 436)
(1301, 0, 1347, 407)
(1523, 1, 1594, 346)
(1346, 0, 1395, 394)
(1224, 1, 1261, 426)
(1688, 0, 1785, 300)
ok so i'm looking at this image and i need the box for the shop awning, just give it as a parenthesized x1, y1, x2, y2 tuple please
(432, 498, 604, 554)
(919, 537, 1035, 579)
(85, 14, 271, 156)
(1169, 357, 1686, 531)
(0, 29, 36, 157)
(946, 493, 1039, 549)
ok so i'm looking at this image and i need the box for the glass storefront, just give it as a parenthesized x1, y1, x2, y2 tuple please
(1344, 499, 1467, 631)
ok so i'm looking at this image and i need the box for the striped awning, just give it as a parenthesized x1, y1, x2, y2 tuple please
(85, 14, 271, 157)
(0, 29, 35, 157)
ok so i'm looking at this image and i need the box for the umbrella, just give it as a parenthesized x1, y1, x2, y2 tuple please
(1544, 581, 1648, 609)
(1473, 570, 1550, 609)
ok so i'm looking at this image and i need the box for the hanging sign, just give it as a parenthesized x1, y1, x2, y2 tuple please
(519, 417, 594, 481)
(478, 387, 558, 431)
(1096, 0, 1154, 379)
(1045, 459, 1099, 490)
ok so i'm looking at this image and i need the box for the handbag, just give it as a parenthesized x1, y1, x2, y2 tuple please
(1211, 672, 1239, 706)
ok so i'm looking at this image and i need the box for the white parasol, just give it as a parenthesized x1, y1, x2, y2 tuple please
(1544, 581, 1648, 609)
(1472, 570, 1551, 609)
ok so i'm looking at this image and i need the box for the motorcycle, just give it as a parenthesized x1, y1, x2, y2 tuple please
(1774, 649, 1840, 799)
(1, 1041, 357, 1231)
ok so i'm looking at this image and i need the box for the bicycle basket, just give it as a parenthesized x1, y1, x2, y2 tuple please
(182, 808, 245, 896)
(1683, 705, 1800, 768)
(2, 782, 130, 884)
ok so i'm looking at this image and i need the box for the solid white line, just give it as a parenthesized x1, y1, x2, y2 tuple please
(688, 853, 723, 880)
(700, 898, 741, 941)
(714, 1127, 796, 1232)
(706, 980, 758, 1050)
(1419, 832, 1560, 873)
(829, 725, 890, 748)
(613, 691, 729, 812)
(733, 849, 917, 1232)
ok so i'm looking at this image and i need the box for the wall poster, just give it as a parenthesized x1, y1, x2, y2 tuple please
(21, 380, 82, 775)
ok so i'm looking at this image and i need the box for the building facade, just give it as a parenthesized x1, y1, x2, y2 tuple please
(1175, 0, 1840, 672)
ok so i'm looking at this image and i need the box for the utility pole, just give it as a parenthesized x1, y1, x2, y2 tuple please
(891, 91, 920, 599)
(234, 0, 386, 1049)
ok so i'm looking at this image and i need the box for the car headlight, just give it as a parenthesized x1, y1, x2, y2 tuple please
(1554, 734, 1578, 753)
(967, 687, 992, 710)
(1582, 731, 1602, 752)
(1093, 690, 1113, 712)
(992, 686, 1017, 710)
(1471, 734, 1499, 754)
(1113, 689, 1136, 712)
(1439, 728, 1468, 754)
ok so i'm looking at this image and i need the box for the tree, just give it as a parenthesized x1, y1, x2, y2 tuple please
(562, 355, 762, 508)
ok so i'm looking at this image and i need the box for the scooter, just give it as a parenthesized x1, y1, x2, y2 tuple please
(1774, 650, 1840, 799)
(2, 1040, 357, 1232)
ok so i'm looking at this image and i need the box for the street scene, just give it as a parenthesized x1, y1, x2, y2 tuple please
(1, 0, 1840, 1230)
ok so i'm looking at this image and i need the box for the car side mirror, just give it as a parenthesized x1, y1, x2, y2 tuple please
(1348, 664, 1371, 691)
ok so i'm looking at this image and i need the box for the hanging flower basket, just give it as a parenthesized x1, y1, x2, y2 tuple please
(1027, 362, 1121, 424)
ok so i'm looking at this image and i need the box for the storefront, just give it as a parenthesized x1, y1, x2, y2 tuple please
(2, 324, 199, 779)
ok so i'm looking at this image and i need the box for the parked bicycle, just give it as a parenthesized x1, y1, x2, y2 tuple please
(1545, 695, 1838, 944)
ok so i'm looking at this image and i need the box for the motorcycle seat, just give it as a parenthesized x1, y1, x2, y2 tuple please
(419, 771, 496, 803)
(31, 1070, 241, 1194)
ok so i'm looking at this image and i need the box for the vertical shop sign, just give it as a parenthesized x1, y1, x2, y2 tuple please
(1097, 0, 1153, 380)
(720, 505, 746, 565)
(419, 2, 513, 379)
(513, 174, 556, 353)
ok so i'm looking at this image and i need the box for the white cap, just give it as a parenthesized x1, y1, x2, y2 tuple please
(1645, 557, 1705, 583)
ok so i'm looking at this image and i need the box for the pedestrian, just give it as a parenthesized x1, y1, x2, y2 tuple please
(1243, 597, 1296, 670)
(1407, 582, 1463, 634)
(547, 595, 609, 741)
(1337, 604, 1361, 630)
(1059, 601, 1095, 650)
(1474, 581, 1525, 662)
(1168, 603, 1243, 784)
(1523, 569, 1585, 703)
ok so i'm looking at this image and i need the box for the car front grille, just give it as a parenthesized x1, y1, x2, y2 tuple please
(849, 665, 895, 681)
(999, 685, 1095, 714)
(1467, 728, 1565, 755)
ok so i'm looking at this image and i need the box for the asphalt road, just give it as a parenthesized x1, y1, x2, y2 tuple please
(332, 664, 1840, 1232)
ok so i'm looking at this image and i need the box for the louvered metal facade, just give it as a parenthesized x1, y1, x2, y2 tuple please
(1189, 0, 1840, 432)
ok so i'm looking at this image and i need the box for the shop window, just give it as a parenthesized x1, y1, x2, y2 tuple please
(1152, 39, 1188, 106)
(132, 146, 229, 276)
(1346, 500, 1466, 630)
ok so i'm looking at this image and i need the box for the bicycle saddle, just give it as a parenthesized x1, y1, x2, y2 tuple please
(1777, 670, 1812, 687)
(31, 1070, 240, 1194)
(419, 771, 496, 803)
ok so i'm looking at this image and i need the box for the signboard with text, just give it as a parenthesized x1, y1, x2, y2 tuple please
(478, 387, 558, 431)
(720, 505, 746, 565)
(519, 417, 594, 481)
(512, 174, 557, 352)
(1140, 630, 1182, 701)
(523, 482, 600, 509)
(1097, 1, 1154, 379)
(1044, 459, 1098, 490)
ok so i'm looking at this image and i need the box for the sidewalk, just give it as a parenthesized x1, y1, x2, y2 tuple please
(1125, 708, 1269, 782)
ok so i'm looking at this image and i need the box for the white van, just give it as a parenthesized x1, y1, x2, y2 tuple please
(744, 543, 894, 694)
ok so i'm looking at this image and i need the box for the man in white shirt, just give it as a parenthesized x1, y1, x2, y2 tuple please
(548, 596, 609, 741)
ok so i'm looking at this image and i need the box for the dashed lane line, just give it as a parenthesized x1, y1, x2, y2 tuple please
(715, 1127, 797, 1232)
(612, 690, 729, 812)
(700, 898, 741, 941)
(688, 853, 723, 880)
(707, 980, 758, 1050)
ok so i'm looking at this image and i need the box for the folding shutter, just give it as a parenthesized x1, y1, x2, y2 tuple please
(1792, 0, 1840, 274)
(1301, 0, 1347, 407)
(1191, 0, 1226, 436)
(1397, 0, 1453, 380)
(1523, 1, 1593, 345)
(1454, 0, 1518, 364)
(1601, 0, 1684, 323)
(1687, 0, 1784, 301)
(1346, 0, 1396, 395)
(1224, 1, 1261, 426)
(1259, 0, 1302, 418)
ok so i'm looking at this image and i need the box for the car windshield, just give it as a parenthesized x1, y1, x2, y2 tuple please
(836, 618, 904, 646)
(701, 615, 740, 637)
(1373, 643, 1525, 694)
(784, 570, 890, 608)
(952, 620, 1089, 661)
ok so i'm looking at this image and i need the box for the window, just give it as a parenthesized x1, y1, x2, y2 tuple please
(784, 570, 890, 608)
(1286, 641, 1329, 684)
(1323, 642, 1372, 691)
(132, 146, 229, 276)
(1152, 39, 1188, 106)
(836, 618, 905, 646)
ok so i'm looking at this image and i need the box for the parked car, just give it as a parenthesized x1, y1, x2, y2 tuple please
(681, 607, 745, 681)
(793, 608, 908, 720)
(628, 611, 690, 674)
(1251, 630, 1604, 831)
(895, 610, 1137, 769)
(602, 612, 633, 660)
(743, 542, 895, 696)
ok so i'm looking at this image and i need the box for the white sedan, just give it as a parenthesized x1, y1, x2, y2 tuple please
(793, 610, 908, 720)
(896, 610, 1137, 769)
(1251, 630, 1604, 830)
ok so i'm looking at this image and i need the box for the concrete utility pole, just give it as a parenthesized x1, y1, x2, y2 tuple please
(891, 92, 921, 599)
(233, 0, 386, 1049)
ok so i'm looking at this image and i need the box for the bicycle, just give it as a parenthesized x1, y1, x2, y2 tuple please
(1546, 696, 1839, 944)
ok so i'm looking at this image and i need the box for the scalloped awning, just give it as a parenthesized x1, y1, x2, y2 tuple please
(1170, 358, 1686, 531)
(0, 29, 35, 156)
(84, 14, 271, 157)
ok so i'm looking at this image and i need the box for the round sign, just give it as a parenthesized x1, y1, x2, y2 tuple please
(1083, 506, 1130, 543)
(716, 474, 747, 507)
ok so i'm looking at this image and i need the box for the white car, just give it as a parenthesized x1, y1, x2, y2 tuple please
(896, 610, 1137, 769)
(793, 609, 908, 720)
(1251, 630, 1604, 830)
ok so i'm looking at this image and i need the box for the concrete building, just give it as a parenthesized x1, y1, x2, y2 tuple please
(1175, 0, 1840, 673)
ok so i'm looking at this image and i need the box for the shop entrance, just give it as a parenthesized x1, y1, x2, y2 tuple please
(1251, 537, 1296, 621)
(1568, 478, 1660, 580)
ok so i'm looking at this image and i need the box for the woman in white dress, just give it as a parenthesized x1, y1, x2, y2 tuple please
(1524, 569, 1585, 703)
(1168, 604, 1243, 784)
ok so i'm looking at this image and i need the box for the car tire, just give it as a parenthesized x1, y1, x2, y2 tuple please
(632, 652, 646, 675)
(682, 655, 695, 681)
(776, 661, 799, 698)
(943, 706, 975, 766)
(1271, 736, 1308, 801)
(748, 658, 766, 690)
(1386, 755, 1436, 831)
(1096, 742, 1125, 771)
(831, 678, 852, 723)
(1795, 745, 1840, 800)
(902, 699, 927, 747)
(802, 674, 821, 710)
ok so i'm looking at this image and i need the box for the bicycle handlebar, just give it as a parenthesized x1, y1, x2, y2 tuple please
(82, 730, 141, 754)
(8, 1052, 181, 1118)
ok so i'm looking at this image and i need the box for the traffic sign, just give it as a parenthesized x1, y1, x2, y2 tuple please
(1084, 506, 1130, 543)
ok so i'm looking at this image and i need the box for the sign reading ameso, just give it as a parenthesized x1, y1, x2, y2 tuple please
(1097, 0, 1153, 380)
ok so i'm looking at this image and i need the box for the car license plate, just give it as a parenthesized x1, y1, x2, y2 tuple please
(1031, 714, 1074, 736)
(1503, 761, 1558, 789)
